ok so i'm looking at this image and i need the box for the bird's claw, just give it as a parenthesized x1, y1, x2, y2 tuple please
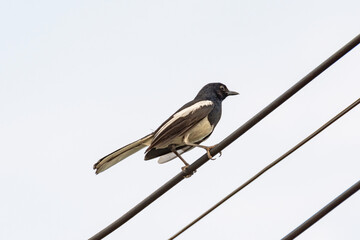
(206, 146, 222, 160)
(212, 151, 222, 160)
(181, 165, 196, 178)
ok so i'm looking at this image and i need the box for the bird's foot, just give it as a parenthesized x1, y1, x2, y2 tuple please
(181, 165, 188, 171)
(214, 150, 222, 160)
(181, 165, 196, 178)
(206, 145, 222, 160)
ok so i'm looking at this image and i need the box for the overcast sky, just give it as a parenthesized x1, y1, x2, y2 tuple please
(1, 1, 359, 239)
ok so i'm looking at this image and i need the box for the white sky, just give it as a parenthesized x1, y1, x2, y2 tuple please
(1, 1, 359, 239)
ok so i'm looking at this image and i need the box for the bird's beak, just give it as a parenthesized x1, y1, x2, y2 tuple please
(227, 90, 239, 96)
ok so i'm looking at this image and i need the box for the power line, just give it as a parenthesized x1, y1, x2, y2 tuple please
(282, 180, 360, 240)
(169, 97, 360, 239)
(89, 34, 360, 240)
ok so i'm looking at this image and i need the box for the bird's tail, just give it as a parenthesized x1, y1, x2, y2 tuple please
(93, 133, 153, 174)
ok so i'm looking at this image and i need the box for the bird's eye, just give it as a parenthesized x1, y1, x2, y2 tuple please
(220, 85, 225, 91)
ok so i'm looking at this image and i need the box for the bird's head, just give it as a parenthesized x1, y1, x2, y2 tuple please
(195, 83, 239, 101)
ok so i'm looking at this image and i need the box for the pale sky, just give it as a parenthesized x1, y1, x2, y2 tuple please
(1, 1, 359, 239)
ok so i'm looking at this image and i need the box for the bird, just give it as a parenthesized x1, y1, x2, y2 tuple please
(93, 82, 238, 174)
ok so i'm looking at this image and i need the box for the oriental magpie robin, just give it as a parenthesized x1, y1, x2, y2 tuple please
(93, 83, 238, 174)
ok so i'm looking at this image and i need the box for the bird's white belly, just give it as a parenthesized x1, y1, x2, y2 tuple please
(185, 116, 214, 143)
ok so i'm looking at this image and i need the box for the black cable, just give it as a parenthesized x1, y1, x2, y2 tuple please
(169, 98, 360, 239)
(282, 180, 360, 240)
(89, 34, 360, 240)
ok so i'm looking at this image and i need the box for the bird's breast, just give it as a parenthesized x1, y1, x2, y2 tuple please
(185, 116, 214, 143)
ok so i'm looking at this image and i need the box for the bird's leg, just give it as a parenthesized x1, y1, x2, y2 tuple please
(184, 142, 221, 160)
(170, 145, 189, 168)
(170, 146, 195, 178)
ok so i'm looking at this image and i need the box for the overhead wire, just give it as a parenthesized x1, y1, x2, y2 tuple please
(282, 180, 360, 240)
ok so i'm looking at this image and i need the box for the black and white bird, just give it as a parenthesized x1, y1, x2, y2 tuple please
(93, 83, 238, 174)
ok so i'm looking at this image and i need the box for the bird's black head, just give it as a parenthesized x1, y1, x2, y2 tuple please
(195, 83, 239, 101)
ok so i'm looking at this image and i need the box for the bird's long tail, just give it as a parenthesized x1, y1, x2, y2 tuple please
(93, 133, 153, 174)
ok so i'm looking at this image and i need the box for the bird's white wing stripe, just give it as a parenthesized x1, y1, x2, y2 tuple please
(154, 100, 213, 139)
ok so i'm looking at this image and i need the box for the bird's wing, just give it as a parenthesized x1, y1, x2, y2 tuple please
(147, 100, 214, 151)
(94, 133, 153, 174)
